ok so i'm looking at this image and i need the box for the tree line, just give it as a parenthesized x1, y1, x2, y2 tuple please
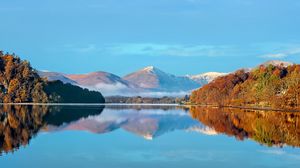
(190, 63, 300, 110)
(0, 51, 105, 103)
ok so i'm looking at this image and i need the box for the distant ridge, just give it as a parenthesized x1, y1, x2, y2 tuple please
(65, 71, 140, 96)
(66, 71, 130, 87)
(39, 66, 228, 96)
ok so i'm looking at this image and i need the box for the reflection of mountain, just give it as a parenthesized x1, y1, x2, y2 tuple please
(46, 106, 215, 140)
(3, 105, 300, 155)
(190, 106, 300, 147)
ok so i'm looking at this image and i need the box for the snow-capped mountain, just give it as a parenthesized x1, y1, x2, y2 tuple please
(38, 66, 227, 97)
(123, 66, 200, 92)
(187, 72, 228, 85)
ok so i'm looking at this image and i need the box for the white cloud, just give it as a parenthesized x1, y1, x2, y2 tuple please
(105, 43, 236, 57)
(82, 82, 130, 96)
(262, 53, 287, 58)
(61, 42, 300, 60)
(260, 47, 300, 59)
(78, 82, 189, 97)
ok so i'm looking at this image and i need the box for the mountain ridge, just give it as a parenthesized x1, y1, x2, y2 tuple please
(123, 66, 200, 92)
(39, 66, 228, 96)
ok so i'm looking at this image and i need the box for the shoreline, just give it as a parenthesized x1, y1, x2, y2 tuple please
(0, 103, 181, 106)
(187, 104, 300, 112)
(1, 103, 300, 112)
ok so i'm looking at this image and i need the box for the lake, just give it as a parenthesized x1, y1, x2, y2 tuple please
(0, 105, 300, 168)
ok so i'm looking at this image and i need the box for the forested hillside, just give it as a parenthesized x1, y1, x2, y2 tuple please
(44, 81, 105, 103)
(190, 63, 300, 110)
(0, 52, 104, 103)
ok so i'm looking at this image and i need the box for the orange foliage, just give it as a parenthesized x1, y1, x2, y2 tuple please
(191, 64, 300, 110)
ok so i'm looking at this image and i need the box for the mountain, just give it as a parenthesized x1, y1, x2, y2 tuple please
(65, 71, 141, 96)
(190, 61, 300, 110)
(38, 66, 227, 97)
(66, 71, 129, 87)
(39, 71, 136, 96)
(38, 71, 77, 85)
(123, 66, 200, 92)
(187, 72, 228, 85)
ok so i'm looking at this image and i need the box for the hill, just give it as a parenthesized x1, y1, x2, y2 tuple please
(0, 52, 105, 103)
(190, 62, 300, 110)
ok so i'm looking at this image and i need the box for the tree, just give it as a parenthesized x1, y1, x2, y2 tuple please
(190, 64, 300, 110)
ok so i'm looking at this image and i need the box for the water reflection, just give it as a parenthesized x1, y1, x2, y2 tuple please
(0, 105, 48, 154)
(1, 105, 209, 154)
(45, 105, 211, 140)
(190, 106, 300, 147)
(44, 105, 105, 126)
(1, 105, 300, 155)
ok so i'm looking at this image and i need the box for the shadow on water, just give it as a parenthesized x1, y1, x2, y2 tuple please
(190, 106, 300, 147)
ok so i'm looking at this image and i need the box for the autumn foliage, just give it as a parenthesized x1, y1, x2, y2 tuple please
(190, 63, 300, 110)
(0, 52, 48, 103)
(190, 106, 300, 147)
(0, 105, 48, 153)
(0, 51, 105, 103)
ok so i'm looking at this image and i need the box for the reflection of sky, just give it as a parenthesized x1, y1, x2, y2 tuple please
(1, 107, 300, 168)
(2, 130, 300, 168)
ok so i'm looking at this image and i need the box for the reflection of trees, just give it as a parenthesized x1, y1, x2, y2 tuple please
(43, 105, 104, 126)
(0, 105, 105, 154)
(190, 106, 300, 147)
(0, 105, 48, 154)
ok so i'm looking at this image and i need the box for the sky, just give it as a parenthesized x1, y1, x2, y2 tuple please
(1, 0, 300, 76)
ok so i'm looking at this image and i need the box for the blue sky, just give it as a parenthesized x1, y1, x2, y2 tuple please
(1, 0, 300, 76)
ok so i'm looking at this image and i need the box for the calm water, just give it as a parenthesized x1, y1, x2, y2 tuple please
(1, 105, 300, 168)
